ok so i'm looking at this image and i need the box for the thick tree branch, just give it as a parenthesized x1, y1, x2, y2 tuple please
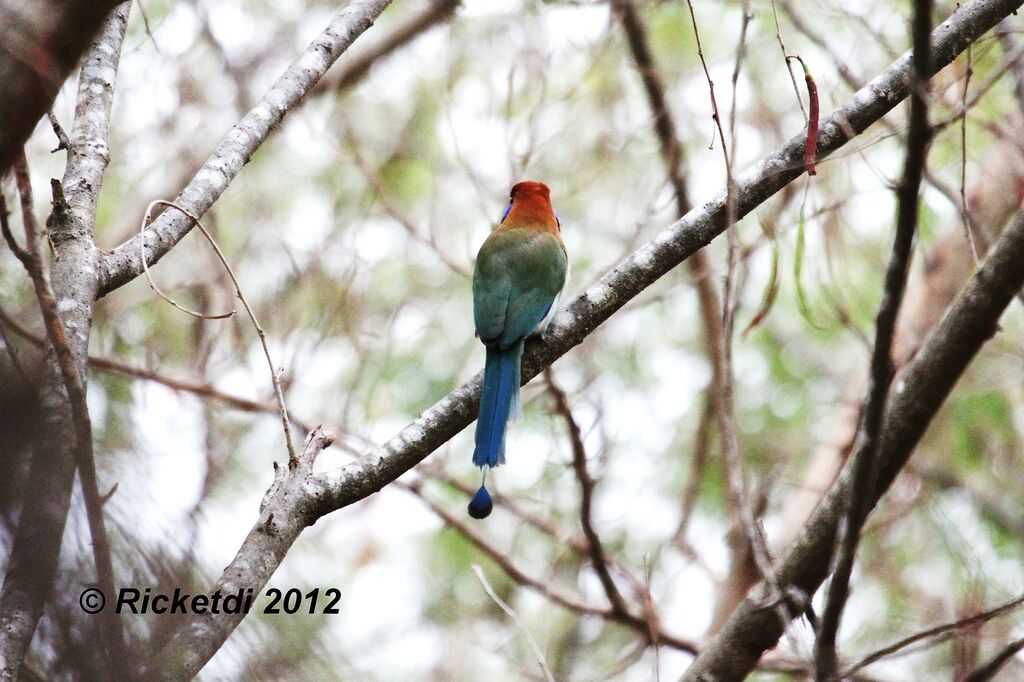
(682, 203, 1024, 678)
(0, 0, 123, 175)
(145, 0, 1021, 674)
(150, 429, 335, 679)
(309, 0, 1021, 515)
(96, 0, 395, 296)
(0, 5, 129, 677)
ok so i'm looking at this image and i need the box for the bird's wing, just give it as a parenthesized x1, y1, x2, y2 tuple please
(473, 228, 567, 349)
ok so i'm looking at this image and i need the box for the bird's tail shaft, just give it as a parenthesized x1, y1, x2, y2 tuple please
(472, 341, 523, 468)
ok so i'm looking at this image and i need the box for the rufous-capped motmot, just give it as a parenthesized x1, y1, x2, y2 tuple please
(468, 181, 568, 519)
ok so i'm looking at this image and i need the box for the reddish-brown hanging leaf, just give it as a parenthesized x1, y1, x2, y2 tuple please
(788, 56, 819, 176)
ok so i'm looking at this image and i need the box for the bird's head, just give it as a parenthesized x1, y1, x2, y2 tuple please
(501, 181, 559, 232)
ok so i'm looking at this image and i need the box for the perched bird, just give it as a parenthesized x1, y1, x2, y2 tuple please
(468, 181, 568, 519)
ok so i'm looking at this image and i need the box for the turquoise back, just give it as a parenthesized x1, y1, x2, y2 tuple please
(473, 227, 567, 349)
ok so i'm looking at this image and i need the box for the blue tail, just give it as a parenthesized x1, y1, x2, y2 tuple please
(472, 341, 523, 468)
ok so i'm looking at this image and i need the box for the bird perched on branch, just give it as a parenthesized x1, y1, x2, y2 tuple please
(468, 181, 568, 519)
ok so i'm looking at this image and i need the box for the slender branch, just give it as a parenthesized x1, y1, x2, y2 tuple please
(684, 0, 728, 155)
(964, 634, 1024, 681)
(544, 369, 628, 615)
(97, 0, 395, 296)
(400, 480, 701, 655)
(613, 0, 726, 540)
(683, 201, 1024, 679)
(470, 565, 555, 682)
(138, 200, 298, 464)
(46, 111, 70, 153)
(814, 2, 933, 677)
(715, 0, 787, 624)
(846, 593, 1024, 675)
(959, 42, 980, 263)
(10, 156, 127, 677)
(770, 0, 808, 119)
(344, 128, 469, 276)
(400, 480, 611, 617)
(316, 0, 458, 92)
(417, 463, 590, 554)
(0, 303, 328, 436)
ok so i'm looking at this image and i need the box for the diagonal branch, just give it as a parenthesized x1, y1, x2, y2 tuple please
(96, 0, 395, 296)
(148, 0, 1022, 674)
(846, 592, 1024, 676)
(613, 0, 726, 528)
(316, 0, 458, 93)
(544, 369, 629, 616)
(401, 479, 701, 655)
(964, 634, 1024, 681)
(308, 0, 1022, 518)
(683, 203, 1024, 678)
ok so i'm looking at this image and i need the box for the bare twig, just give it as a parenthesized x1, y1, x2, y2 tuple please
(846, 592, 1024, 675)
(719, 0, 791, 630)
(401, 480, 611, 617)
(960, 44, 981, 263)
(613, 0, 725, 543)
(814, 1, 933, 678)
(46, 111, 70, 153)
(417, 463, 589, 553)
(139, 200, 298, 464)
(964, 634, 1024, 681)
(400, 480, 701, 655)
(137, 202, 236, 320)
(318, 0, 459, 92)
(684, 0, 728, 154)
(344, 128, 469, 276)
(0, 303, 325, 437)
(770, 0, 808, 120)
(470, 564, 555, 682)
(544, 369, 628, 616)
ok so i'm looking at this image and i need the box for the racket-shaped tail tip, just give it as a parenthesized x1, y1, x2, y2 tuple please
(468, 485, 493, 519)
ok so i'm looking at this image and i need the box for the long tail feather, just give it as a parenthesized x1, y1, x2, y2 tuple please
(472, 341, 523, 468)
